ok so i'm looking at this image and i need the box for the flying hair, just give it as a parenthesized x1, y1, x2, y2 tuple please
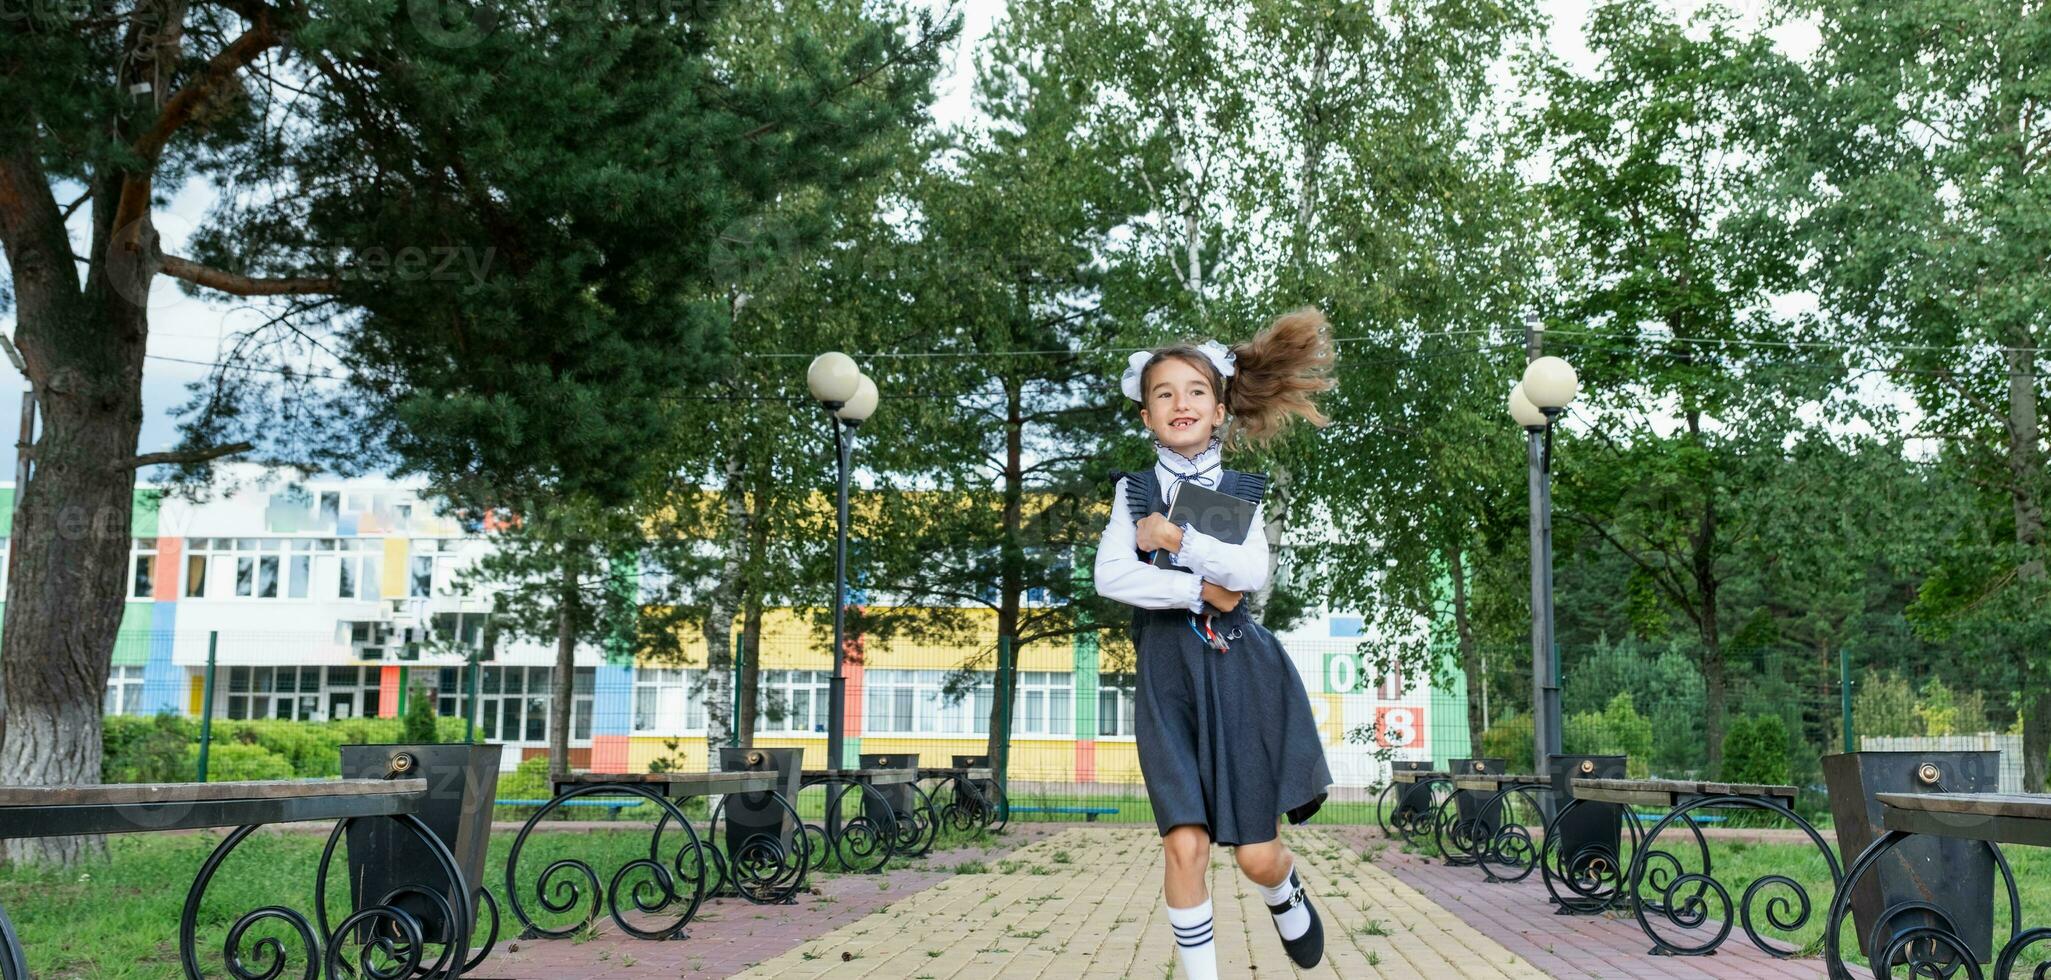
(1137, 307, 1337, 449)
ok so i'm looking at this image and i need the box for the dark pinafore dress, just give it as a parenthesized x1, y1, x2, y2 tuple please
(1120, 467, 1333, 847)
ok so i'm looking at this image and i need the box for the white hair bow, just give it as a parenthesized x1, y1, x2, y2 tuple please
(1120, 341, 1237, 402)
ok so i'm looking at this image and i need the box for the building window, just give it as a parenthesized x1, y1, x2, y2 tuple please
(130, 539, 157, 598)
(226, 665, 336, 721)
(755, 670, 832, 734)
(410, 555, 433, 598)
(1097, 673, 1137, 737)
(633, 668, 706, 734)
(476, 666, 594, 744)
(857, 670, 992, 736)
(333, 539, 381, 600)
(104, 665, 146, 716)
(429, 612, 489, 652)
(1016, 671, 1074, 736)
(187, 538, 314, 600)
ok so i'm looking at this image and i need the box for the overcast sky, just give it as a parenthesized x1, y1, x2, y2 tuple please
(0, 1, 1818, 483)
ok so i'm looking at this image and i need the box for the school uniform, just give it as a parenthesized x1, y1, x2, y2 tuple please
(1094, 441, 1333, 848)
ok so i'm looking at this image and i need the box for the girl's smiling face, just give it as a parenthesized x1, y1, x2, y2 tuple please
(1140, 354, 1227, 456)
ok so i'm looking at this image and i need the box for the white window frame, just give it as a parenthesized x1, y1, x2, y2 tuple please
(184, 538, 317, 601)
(860, 669, 993, 736)
(1097, 672, 1138, 739)
(754, 669, 832, 735)
(1015, 670, 1074, 737)
(129, 538, 157, 599)
(632, 667, 707, 735)
(475, 666, 594, 745)
(104, 664, 146, 716)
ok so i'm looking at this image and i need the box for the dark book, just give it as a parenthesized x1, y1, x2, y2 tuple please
(1150, 483, 1259, 570)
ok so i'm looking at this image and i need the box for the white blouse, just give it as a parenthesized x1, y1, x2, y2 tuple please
(1094, 474, 1271, 612)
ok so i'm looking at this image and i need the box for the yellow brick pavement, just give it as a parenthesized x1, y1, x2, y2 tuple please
(735, 827, 1547, 979)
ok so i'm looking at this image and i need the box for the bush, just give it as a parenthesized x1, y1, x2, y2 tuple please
(1721, 714, 1791, 785)
(104, 714, 198, 783)
(1565, 692, 1654, 778)
(401, 686, 439, 744)
(1481, 713, 1534, 771)
(188, 741, 295, 782)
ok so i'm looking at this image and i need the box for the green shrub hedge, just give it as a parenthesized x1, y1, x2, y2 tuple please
(104, 714, 476, 783)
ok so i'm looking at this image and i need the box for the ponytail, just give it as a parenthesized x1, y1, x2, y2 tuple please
(1225, 307, 1336, 447)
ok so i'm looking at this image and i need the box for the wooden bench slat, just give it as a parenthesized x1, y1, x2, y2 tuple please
(802, 769, 916, 784)
(0, 779, 423, 807)
(1573, 777, 1796, 800)
(1878, 792, 2051, 821)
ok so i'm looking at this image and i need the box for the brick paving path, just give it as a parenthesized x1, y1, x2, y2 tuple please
(1336, 827, 1828, 979)
(469, 824, 1066, 979)
(733, 826, 1546, 979)
(468, 821, 1842, 979)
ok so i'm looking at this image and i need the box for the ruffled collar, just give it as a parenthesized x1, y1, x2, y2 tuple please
(1154, 436, 1223, 503)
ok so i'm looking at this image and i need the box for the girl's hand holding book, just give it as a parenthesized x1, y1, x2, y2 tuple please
(1201, 580, 1243, 613)
(1135, 513, 1185, 554)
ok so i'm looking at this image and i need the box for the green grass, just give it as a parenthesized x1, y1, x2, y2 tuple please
(1, 816, 1006, 979)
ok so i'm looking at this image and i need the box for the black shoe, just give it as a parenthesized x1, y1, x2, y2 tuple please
(1268, 869, 1324, 969)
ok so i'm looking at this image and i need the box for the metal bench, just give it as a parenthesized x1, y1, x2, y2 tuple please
(1571, 776, 1840, 958)
(1447, 772, 1554, 884)
(1377, 766, 1452, 848)
(800, 768, 915, 874)
(501, 769, 798, 942)
(1825, 791, 2051, 978)
(0, 777, 482, 980)
(1430, 758, 1506, 867)
(1821, 750, 2043, 979)
(916, 764, 1003, 834)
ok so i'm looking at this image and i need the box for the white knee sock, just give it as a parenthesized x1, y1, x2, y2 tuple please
(1166, 898, 1218, 979)
(1254, 860, 1311, 941)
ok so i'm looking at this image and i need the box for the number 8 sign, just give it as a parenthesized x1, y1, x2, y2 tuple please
(1372, 706, 1426, 749)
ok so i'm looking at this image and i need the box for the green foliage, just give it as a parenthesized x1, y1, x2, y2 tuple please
(102, 715, 198, 784)
(1721, 715, 1791, 785)
(401, 686, 441, 745)
(496, 757, 554, 802)
(1481, 713, 1534, 771)
(1564, 693, 1654, 778)
(188, 742, 295, 783)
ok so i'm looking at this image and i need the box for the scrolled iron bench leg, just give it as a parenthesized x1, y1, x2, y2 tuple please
(0, 898, 27, 980)
(1624, 795, 1842, 959)
(1474, 786, 1545, 884)
(504, 783, 705, 943)
(812, 778, 898, 874)
(704, 790, 811, 905)
(1823, 829, 2021, 980)
(179, 812, 475, 980)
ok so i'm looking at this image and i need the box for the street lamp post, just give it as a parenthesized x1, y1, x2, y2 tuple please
(1508, 327, 1578, 780)
(807, 353, 878, 773)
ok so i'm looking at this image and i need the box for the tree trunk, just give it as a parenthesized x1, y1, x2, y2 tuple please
(2026, 687, 2051, 795)
(549, 559, 578, 781)
(984, 375, 1025, 769)
(0, 163, 152, 867)
(738, 592, 766, 748)
(1249, 464, 1290, 619)
(735, 494, 772, 748)
(1288, 28, 1334, 278)
(1447, 543, 1486, 754)
(1685, 403, 1728, 778)
(2001, 341, 2048, 790)
(700, 453, 749, 769)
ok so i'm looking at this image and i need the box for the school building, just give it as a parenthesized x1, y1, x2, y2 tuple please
(0, 468, 1470, 787)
